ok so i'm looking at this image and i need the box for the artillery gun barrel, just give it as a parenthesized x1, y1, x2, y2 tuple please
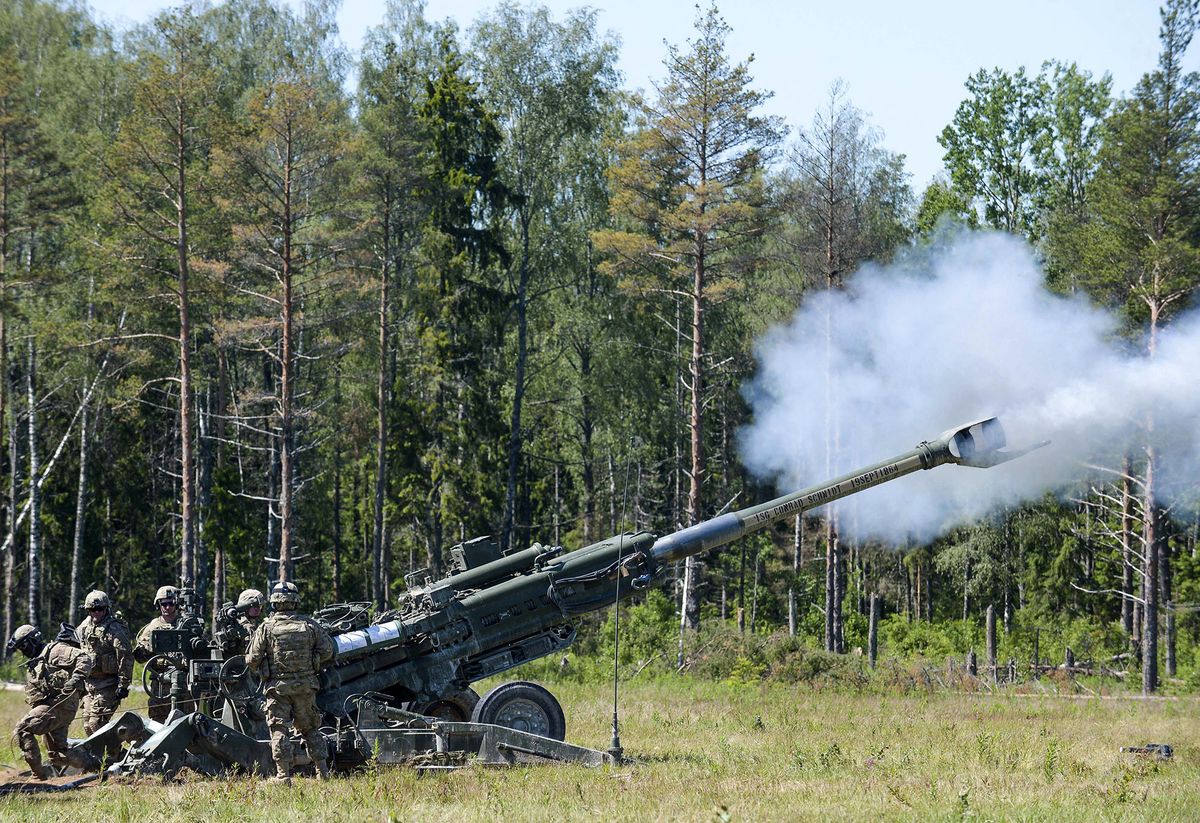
(650, 416, 1035, 564)
(316, 416, 1043, 712)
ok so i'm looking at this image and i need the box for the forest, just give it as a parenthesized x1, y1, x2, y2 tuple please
(0, 0, 1197, 695)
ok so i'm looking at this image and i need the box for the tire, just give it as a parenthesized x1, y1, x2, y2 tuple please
(412, 687, 480, 722)
(470, 681, 566, 741)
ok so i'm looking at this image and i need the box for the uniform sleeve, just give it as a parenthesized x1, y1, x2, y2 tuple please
(111, 623, 135, 688)
(134, 622, 155, 663)
(245, 623, 267, 673)
(64, 649, 94, 692)
(312, 619, 334, 668)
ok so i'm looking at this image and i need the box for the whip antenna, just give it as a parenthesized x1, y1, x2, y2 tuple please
(609, 439, 636, 765)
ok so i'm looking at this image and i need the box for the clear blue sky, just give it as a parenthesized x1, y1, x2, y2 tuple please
(87, 0, 1192, 191)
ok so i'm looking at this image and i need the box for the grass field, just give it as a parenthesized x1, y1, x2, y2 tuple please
(0, 678, 1196, 821)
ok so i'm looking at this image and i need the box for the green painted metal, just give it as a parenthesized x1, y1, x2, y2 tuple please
(316, 416, 1040, 714)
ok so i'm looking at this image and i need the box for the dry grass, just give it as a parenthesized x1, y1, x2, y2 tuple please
(0, 679, 1196, 821)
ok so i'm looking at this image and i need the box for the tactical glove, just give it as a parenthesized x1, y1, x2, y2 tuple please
(115, 684, 130, 700)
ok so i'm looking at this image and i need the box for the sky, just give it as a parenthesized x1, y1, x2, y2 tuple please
(86, 0, 1192, 194)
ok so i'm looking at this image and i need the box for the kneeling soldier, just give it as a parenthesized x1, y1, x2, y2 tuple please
(7, 623, 95, 779)
(246, 581, 334, 783)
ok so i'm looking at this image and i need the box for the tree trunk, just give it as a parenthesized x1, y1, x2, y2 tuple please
(902, 553, 912, 622)
(216, 345, 228, 467)
(579, 348, 594, 545)
(1120, 455, 1134, 643)
(737, 538, 746, 634)
(749, 548, 761, 632)
(682, 227, 706, 632)
(673, 297, 682, 531)
(1142, 449, 1160, 695)
(868, 592, 879, 667)
(265, 390, 277, 574)
(924, 555, 934, 621)
(1162, 532, 1175, 678)
(2, 329, 14, 641)
(835, 525, 846, 652)
(372, 199, 391, 607)
(68, 396, 89, 625)
(350, 466, 364, 596)
(607, 452, 616, 534)
(986, 604, 997, 682)
(788, 514, 802, 636)
(962, 560, 969, 622)
(0, 175, 6, 626)
(502, 215, 532, 553)
(332, 364, 343, 602)
(278, 171, 295, 584)
(26, 339, 39, 625)
(822, 124, 842, 654)
(914, 557, 923, 622)
(195, 386, 211, 606)
(176, 92, 196, 593)
(824, 519, 839, 651)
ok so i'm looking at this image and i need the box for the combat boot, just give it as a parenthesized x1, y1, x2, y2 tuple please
(315, 759, 330, 781)
(28, 762, 53, 780)
(267, 760, 292, 785)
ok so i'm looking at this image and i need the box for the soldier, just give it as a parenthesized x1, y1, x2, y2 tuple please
(236, 588, 266, 638)
(7, 623, 97, 779)
(246, 581, 334, 784)
(74, 590, 134, 736)
(133, 585, 183, 722)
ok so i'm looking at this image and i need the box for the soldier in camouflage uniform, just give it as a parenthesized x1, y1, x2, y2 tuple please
(7, 623, 97, 779)
(133, 585, 185, 722)
(236, 588, 265, 646)
(74, 590, 134, 735)
(246, 581, 334, 783)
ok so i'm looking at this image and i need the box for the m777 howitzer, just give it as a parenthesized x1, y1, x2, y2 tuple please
(70, 416, 1043, 777)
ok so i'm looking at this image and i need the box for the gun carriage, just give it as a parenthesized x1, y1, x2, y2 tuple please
(70, 417, 1041, 776)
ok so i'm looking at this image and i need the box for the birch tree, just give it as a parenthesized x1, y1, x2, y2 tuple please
(472, 2, 620, 553)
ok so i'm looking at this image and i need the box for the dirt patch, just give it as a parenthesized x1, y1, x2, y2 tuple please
(0, 766, 98, 794)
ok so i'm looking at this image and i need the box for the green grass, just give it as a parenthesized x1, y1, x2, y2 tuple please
(1, 679, 1197, 821)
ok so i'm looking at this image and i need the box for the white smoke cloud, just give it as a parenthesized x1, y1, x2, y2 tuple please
(738, 230, 1200, 544)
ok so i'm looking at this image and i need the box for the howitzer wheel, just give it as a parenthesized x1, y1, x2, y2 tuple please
(141, 654, 174, 700)
(412, 688, 480, 722)
(471, 681, 566, 741)
(217, 655, 263, 700)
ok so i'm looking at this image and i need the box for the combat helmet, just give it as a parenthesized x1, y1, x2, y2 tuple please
(237, 588, 266, 610)
(6, 624, 43, 657)
(154, 585, 180, 606)
(83, 590, 110, 612)
(269, 581, 300, 610)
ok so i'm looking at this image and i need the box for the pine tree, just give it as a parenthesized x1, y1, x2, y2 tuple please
(596, 3, 781, 632)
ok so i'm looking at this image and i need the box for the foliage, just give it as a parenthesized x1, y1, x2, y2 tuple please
(0, 0, 1195, 705)
(939, 66, 1053, 236)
